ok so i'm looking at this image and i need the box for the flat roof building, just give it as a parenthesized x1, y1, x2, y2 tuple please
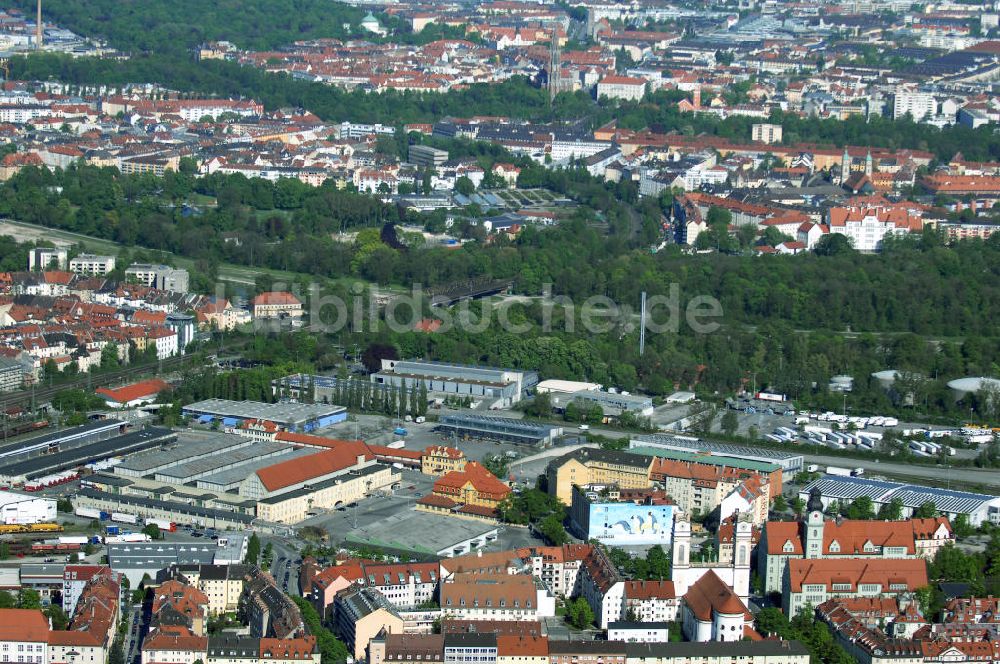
(0, 491, 56, 525)
(75, 488, 256, 531)
(438, 414, 562, 446)
(409, 145, 449, 168)
(549, 390, 654, 417)
(0, 426, 174, 484)
(114, 432, 250, 478)
(0, 420, 127, 466)
(108, 540, 222, 586)
(344, 510, 499, 558)
(68, 254, 116, 276)
(125, 263, 190, 294)
(800, 475, 1000, 527)
(372, 360, 538, 407)
(630, 435, 804, 476)
(181, 399, 347, 432)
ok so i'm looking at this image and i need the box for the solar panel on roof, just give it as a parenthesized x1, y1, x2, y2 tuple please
(801, 475, 1000, 517)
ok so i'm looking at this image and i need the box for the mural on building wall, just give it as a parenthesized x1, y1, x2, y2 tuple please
(589, 503, 674, 545)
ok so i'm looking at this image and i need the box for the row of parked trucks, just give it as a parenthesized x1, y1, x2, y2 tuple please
(23, 471, 80, 492)
(768, 426, 884, 451)
(74, 506, 174, 543)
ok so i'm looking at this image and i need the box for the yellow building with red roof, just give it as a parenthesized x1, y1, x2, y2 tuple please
(417, 461, 511, 520)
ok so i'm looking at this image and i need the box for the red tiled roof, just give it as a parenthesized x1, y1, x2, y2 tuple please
(417, 494, 459, 509)
(496, 635, 548, 656)
(96, 378, 169, 404)
(143, 630, 209, 651)
(598, 75, 647, 86)
(624, 579, 676, 600)
(683, 571, 748, 621)
(424, 445, 464, 459)
(457, 503, 500, 518)
(513, 544, 593, 564)
(253, 291, 301, 306)
(787, 558, 928, 593)
(0, 609, 49, 642)
(274, 432, 362, 448)
(433, 461, 511, 499)
(255, 443, 372, 492)
(260, 637, 317, 660)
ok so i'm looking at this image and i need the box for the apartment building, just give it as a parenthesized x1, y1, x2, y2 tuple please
(624, 641, 809, 664)
(62, 565, 114, 617)
(68, 254, 116, 276)
(648, 455, 772, 524)
(169, 564, 252, 615)
(142, 632, 208, 664)
(0, 357, 21, 393)
(241, 569, 305, 639)
(333, 586, 404, 661)
(752, 123, 783, 144)
(596, 75, 647, 101)
(622, 580, 679, 623)
(578, 546, 626, 629)
(783, 557, 929, 618)
(607, 623, 670, 644)
(152, 579, 210, 635)
(758, 489, 953, 593)
(27, 247, 67, 271)
(546, 449, 654, 505)
(444, 634, 497, 664)
(512, 544, 592, 597)
(357, 562, 440, 610)
(195, 297, 251, 331)
(251, 292, 303, 320)
(495, 636, 547, 664)
(893, 91, 937, 121)
(124, 263, 190, 294)
(826, 205, 923, 252)
(370, 634, 445, 664)
(440, 573, 555, 622)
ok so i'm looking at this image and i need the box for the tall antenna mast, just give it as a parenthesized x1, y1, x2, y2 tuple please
(35, 0, 42, 49)
(639, 291, 647, 356)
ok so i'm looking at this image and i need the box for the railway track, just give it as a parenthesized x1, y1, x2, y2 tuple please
(0, 354, 190, 411)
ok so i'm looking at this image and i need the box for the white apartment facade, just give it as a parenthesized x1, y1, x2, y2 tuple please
(893, 91, 937, 121)
(597, 76, 647, 102)
(69, 254, 116, 276)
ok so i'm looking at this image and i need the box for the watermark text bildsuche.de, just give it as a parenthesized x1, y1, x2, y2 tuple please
(236, 282, 722, 335)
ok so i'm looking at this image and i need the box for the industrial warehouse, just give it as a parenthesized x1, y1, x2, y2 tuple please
(180, 398, 347, 431)
(72, 427, 402, 526)
(371, 360, 539, 407)
(629, 435, 806, 477)
(799, 476, 1000, 527)
(437, 413, 563, 445)
(0, 425, 174, 485)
